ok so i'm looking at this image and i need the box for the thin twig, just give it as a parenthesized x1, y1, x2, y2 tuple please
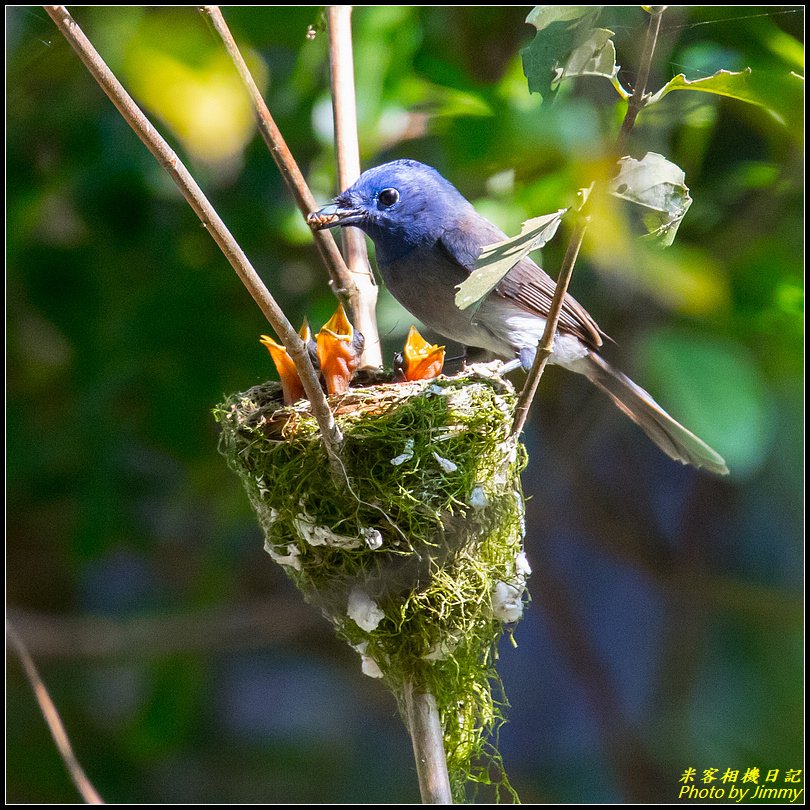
(43, 5, 343, 461)
(616, 6, 666, 154)
(10, 555, 793, 661)
(197, 7, 342, 278)
(404, 682, 453, 804)
(511, 6, 667, 437)
(7, 622, 104, 805)
(7, 599, 326, 660)
(200, 6, 382, 368)
(511, 221, 587, 436)
(326, 6, 382, 369)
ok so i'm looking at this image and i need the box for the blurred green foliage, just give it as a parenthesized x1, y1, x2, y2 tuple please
(7, 6, 803, 803)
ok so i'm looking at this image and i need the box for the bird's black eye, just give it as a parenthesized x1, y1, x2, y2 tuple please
(378, 188, 400, 208)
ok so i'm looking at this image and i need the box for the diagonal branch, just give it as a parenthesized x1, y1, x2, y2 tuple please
(511, 6, 667, 438)
(8, 622, 104, 805)
(201, 6, 382, 368)
(511, 220, 587, 436)
(43, 5, 343, 459)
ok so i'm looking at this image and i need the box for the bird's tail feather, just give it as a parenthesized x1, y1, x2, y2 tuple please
(583, 353, 728, 475)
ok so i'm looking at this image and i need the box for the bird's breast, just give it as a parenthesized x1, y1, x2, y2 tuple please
(378, 246, 514, 356)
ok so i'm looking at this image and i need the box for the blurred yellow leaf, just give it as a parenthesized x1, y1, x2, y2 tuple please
(583, 192, 729, 316)
(122, 33, 268, 168)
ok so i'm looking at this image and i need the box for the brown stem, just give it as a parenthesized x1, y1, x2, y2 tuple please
(404, 682, 453, 804)
(7, 599, 326, 660)
(198, 7, 340, 270)
(7, 622, 104, 804)
(616, 6, 666, 154)
(326, 6, 382, 369)
(201, 6, 381, 368)
(43, 5, 343, 461)
(511, 7, 667, 437)
(511, 221, 587, 436)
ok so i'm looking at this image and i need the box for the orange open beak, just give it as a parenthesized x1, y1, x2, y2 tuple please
(259, 320, 312, 405)
(401, 326, 445, 381)
(316, 304, 364, 395)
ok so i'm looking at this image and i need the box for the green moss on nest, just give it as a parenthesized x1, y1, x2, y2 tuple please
(214, 369, 528, 802)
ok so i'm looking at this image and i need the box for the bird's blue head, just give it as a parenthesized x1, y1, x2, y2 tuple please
(307, 159, 473, 263)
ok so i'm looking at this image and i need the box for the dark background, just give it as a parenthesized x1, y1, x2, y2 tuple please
(7, 6, 803, 803)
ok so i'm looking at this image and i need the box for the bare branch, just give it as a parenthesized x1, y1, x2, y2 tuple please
(7, 599, 325, 660)
(7, 622, 104, 805)
(200, 6, 381, 367)
(616, 6, 666, 154)
(511, 221, 587, 436)
(512, 7, 667, 437)
(43, 5, 343, 459)
(404, 682, 453, 804)
(326, 6, 382, 368)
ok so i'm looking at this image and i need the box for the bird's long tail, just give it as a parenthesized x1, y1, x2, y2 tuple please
(582, 352, 728, 475)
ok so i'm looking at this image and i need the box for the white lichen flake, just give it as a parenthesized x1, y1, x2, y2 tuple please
(515, 550, 532, 579)
(361, 655, 384, 679)
(352, 641, 384, 679)
(492, 581, 525, 623)
(363, 527, 383, 549)
(263, 539, 302, 570)
(469, 485, 488, 509)
(294, 513, 361, 549)
(492, 550, 532, 623)
(390, 438, 415, 466)
(433, 451, 458, 473)
(347, 587, 385, 632)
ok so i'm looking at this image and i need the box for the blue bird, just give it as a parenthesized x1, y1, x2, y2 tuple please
(308, 159, 727, 475)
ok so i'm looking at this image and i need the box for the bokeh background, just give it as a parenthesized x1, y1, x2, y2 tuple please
(7, 6, 803, 803)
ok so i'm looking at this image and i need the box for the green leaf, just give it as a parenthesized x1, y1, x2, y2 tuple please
(648, 67, 802, 127)
(525, 6, 599, 30)
(521, 21, 587, 100)
(455, 209, 567, 311)
(521, 6, 626, 101)
(561, 28, 620, 83)
(609, 153, 692, 247)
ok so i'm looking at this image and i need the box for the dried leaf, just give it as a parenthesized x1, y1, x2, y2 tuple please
(610, 153, 692, 247)
(455, 209, 567, 311)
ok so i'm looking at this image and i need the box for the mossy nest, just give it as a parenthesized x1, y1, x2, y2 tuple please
(214, 367, 529, 801)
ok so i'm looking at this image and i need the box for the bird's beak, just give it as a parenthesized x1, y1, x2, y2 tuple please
(306, 200, 365, 230)
(399, 326, 445, 382)
(260, 331, 307, 405)
(299, 318, 312, 344)
(315, 304, 365, 394)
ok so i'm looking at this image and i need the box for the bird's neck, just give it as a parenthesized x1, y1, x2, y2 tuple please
(366, 220, 436, 265)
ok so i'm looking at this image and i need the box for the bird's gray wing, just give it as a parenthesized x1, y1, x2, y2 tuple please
(438, 214, 604, 351)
